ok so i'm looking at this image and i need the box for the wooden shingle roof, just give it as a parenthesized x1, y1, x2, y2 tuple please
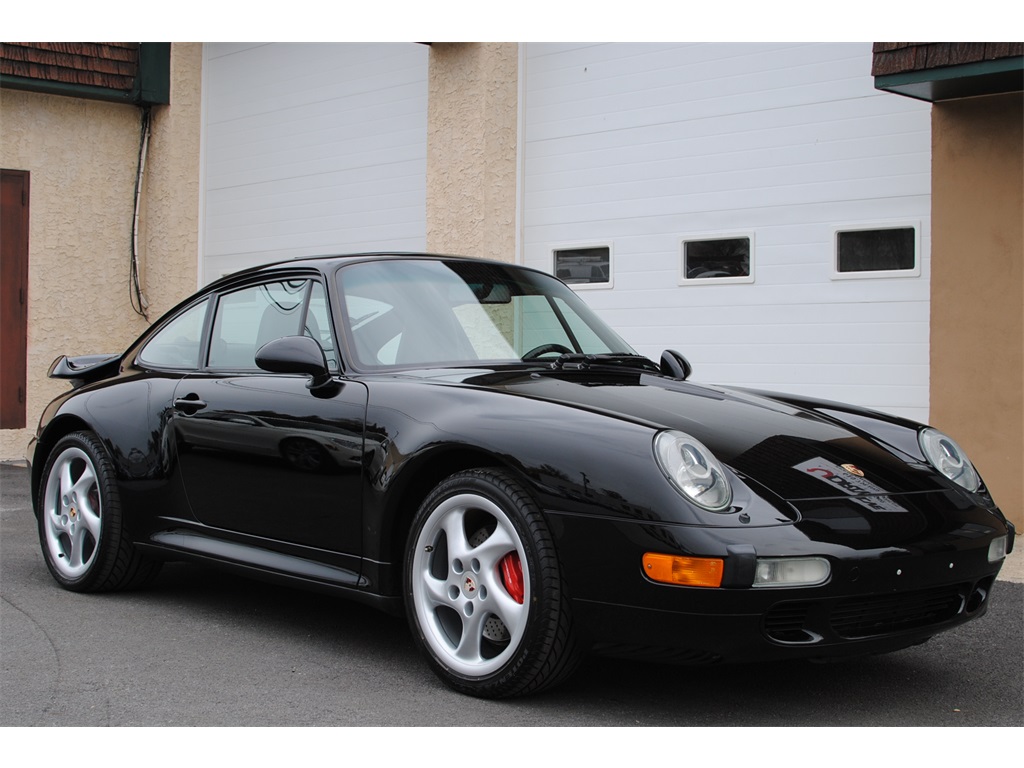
(872, 43, 1023, 77)
(0, 43, 140, 90)
(872, 42, 1023, 101)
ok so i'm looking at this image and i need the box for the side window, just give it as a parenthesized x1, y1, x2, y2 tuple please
(138, 299, 210, 369)
(305, 282, 339, 371)
(208, 281, 308, 370)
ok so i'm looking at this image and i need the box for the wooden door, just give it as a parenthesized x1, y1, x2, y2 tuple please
(1, 169, 29, 429)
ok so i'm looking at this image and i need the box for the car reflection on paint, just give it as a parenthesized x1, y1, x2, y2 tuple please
(177, 411, 360, 473)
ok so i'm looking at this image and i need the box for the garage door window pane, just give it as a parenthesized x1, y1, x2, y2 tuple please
(836, 228, 916, 273)
(682, 237, 751, 281)
(554, 246, 610, 286)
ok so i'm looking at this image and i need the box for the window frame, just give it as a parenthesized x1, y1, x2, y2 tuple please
(678, 232, 755, 286)
(831, 222, 921, 280)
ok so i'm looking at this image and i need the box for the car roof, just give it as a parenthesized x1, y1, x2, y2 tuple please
(209, 252, 510, 288)
(249, 251, 486, 272)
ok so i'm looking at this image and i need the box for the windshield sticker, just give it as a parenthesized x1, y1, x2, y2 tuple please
(793, 458, 906, 513)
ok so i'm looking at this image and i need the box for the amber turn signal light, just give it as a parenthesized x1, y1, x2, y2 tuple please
(643, 553, 724, 588)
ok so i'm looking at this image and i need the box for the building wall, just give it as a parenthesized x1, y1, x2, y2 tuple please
(931, 93, 1023, 527)
(426, 43, 518, 262)
(142, 44, 204, 312)
(0, 42, 202, 461)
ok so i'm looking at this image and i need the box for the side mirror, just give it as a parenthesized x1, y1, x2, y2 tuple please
(660, 349, 693, 381)
(256, 335, 335, 391)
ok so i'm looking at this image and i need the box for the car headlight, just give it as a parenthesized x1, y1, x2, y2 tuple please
(919, 428, 980, 492)
(654, 430, 733, 511)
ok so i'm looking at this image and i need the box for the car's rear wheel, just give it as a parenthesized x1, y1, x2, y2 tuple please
(405, 468, 580, 698)
(37, 431, 161, 592)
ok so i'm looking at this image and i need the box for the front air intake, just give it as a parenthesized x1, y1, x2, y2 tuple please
(829, 584, 967, 639)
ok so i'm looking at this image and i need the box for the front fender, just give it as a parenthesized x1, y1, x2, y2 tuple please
(362, 379, 790, 545)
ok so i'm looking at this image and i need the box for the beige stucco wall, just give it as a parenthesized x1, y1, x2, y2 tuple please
(425, 43, 519, 263)
(0, 43, 202, 461)
(930, 93, 1023, 528)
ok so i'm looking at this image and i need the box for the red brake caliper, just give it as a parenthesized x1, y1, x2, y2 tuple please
(499, 552, 525, 604)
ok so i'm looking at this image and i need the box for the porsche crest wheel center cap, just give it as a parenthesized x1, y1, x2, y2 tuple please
(463, 575, 478, 598)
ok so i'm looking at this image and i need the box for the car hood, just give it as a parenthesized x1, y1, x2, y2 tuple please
(438, 368, 945, 501)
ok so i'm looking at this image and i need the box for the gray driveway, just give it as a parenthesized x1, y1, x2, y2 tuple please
(2, 463, 1021, 727)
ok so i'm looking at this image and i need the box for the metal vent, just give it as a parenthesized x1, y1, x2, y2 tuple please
(830, 585, 967, 639)
(764, 602, 818, 644)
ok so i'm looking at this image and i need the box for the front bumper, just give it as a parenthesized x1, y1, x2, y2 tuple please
(549, 499, 1013, 664)
(571, 580, 998, 664)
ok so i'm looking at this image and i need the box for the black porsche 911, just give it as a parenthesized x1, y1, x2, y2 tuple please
(28, 253, 1014, 698)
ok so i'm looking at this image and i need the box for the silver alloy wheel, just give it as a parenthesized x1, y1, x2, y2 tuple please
(41, 446, 103, 580)
(410, 492, 530, 677)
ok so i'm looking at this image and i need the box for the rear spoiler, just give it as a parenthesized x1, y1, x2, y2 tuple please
(48, 353, 122, 389)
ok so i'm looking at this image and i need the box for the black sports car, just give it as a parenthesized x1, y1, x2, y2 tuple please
(28, 253, 1014, 698)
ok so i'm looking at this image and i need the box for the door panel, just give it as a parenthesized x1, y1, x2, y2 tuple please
(172, 373, 368, 558)
(170, 276, 367, 572)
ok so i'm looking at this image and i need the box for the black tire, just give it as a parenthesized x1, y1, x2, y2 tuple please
(37, 431, 161, 592)
(404, 468, 581, 698)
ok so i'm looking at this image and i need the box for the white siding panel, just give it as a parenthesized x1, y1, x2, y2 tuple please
(201, 43, 428, 282)
(522, 43, 932, 422)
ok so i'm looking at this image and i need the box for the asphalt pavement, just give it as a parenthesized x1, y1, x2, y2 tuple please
(2, 462, 1021, 727)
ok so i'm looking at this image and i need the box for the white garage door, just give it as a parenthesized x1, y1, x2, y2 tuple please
(521, 43, 933, 422)
(201, 43, 428, 283)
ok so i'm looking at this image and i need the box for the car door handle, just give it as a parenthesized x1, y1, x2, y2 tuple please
(173, 396, 207, 413)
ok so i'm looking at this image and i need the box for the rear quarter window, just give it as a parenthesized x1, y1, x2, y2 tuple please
(138, 299, 210, 369)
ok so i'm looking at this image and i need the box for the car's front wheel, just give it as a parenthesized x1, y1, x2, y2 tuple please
(37, 431, 161, 592)
(405, 469, 580, 698)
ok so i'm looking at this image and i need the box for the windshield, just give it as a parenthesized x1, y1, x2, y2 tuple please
(336, 259, 637, 370)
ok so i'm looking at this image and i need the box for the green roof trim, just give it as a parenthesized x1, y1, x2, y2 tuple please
(136, 43, 170, 105)
(0, 74, 135, 103)
(875, 56, 1023, 102)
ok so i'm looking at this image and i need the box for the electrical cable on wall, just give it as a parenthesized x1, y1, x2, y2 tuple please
(130, 106, 152, 320)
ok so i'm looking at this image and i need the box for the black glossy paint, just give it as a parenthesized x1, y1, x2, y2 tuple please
(29, 253, 1014, 662)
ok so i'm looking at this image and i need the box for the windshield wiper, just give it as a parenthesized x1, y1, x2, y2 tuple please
(548, 353, 661, 374)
